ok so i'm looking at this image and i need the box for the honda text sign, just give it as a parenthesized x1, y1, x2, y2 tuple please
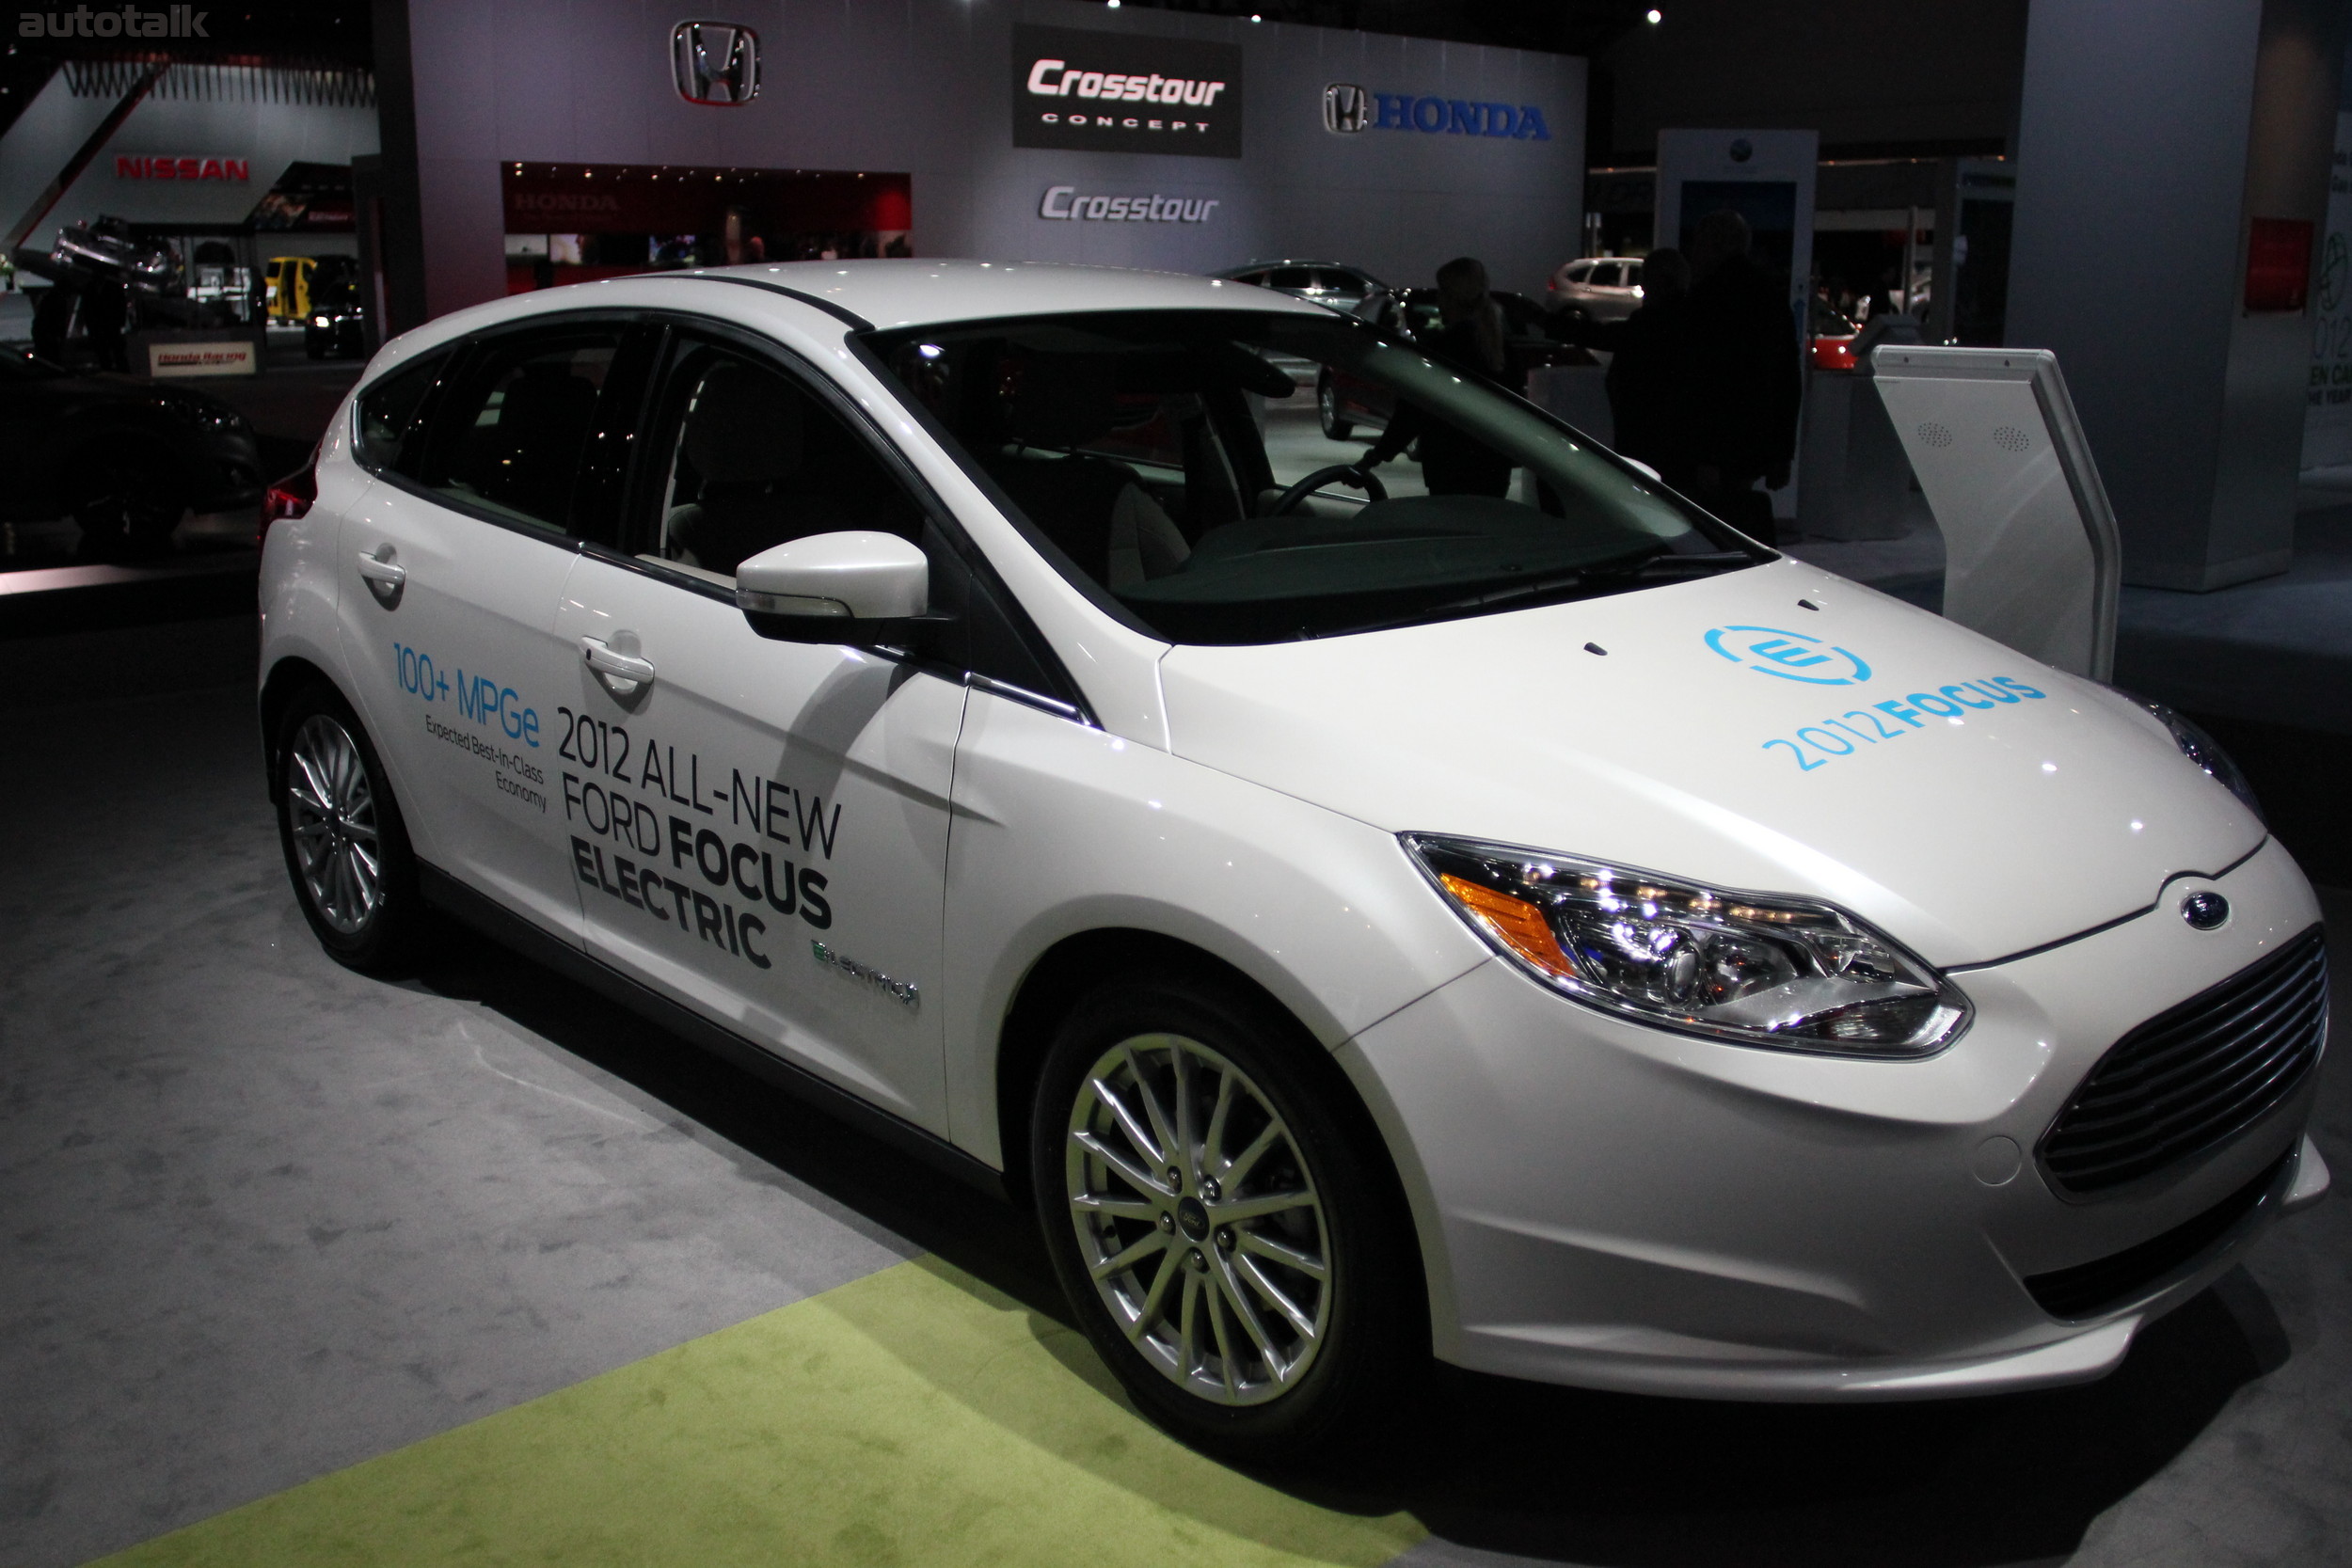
(1013, 24, 1242, 159)
(672, 21, 759, 106)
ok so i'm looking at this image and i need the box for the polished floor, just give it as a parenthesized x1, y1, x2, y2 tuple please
(3, 634, 2347, 1568)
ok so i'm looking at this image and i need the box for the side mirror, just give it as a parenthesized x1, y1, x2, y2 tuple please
(736, 531, 930, 642)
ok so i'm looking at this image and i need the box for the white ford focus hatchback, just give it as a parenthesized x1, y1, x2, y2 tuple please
(259, 261, 2328, 1456)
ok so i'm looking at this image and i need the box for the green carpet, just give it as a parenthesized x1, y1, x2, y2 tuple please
(95, 1255, 1427, 1567)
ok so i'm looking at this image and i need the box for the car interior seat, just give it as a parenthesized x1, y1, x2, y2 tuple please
(979, 351, 1189, 592)
(663, 361, 869, 577)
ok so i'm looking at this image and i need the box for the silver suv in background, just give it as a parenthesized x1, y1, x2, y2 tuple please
(1549, 255, 1645, 321)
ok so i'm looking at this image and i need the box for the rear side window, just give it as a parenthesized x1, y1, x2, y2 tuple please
(415, 325, 623, 534)
(353, 351, 449, 476)
(1589, 262, 1622, 287)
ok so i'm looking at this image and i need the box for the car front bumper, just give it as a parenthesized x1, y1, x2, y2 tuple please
(1341, 834, 2328, 1400)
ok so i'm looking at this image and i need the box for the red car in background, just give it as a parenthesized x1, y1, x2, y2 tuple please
(1808, 296, 1866, 372)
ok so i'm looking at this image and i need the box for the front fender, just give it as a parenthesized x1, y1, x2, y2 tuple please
(940, 687, 1489, 1168)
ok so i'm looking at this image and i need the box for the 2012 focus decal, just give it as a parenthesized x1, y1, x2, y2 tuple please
(1758, 677, 2048, 772)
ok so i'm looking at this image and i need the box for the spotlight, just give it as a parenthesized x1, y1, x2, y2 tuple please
(1645, 7, 1661, 20)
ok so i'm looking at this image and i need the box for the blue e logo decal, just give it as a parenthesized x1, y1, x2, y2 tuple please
(1704, 626, 1873, 687)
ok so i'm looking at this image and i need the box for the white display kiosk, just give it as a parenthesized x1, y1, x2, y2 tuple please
(1869, 345, 2122, 681)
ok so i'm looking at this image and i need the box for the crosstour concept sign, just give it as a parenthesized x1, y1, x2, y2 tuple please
(1013, 24, 1243, 159)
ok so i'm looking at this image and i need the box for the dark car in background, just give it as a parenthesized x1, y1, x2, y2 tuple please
(301, 255, 368, 360)
(1316, 287, 1587, 438)
(1216, 261, 1388, 311)
(0, 348, 263, 559)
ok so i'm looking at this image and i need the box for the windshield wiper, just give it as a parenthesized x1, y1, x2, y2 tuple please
(1323, 546, 1753, 637)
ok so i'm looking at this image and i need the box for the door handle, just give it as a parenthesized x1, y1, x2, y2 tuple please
(357, 546, 405, 606)
(580, 635, 655, 694)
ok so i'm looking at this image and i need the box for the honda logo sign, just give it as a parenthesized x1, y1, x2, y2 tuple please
(1323, 84, 1370, 134)
(672, 22, 759, 106)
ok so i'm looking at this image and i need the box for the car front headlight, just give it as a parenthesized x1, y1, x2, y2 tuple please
(2127, 696, 2262, 821)
(1405, 835, 1971, 1058)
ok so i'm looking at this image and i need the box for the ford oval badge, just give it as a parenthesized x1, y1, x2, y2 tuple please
(2180, 892, 2230, 930)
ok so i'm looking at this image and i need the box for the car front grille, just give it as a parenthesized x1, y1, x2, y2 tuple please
(2023, 1148, 2292, 1319)
(2040, 927, 2327, 1196)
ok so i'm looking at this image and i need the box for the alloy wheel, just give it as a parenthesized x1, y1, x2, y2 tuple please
(286, 714, 383, 935)
(1065, 1033, 1333, 1406)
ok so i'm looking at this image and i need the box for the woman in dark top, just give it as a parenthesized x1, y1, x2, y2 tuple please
(1361, 256, 1516, 498)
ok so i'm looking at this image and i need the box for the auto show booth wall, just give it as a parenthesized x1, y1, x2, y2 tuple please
(373, 0, 1587, 327)
(0, 66, 380, 255)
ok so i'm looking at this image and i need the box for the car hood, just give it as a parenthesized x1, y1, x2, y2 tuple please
(1156, 558, 2265, 968)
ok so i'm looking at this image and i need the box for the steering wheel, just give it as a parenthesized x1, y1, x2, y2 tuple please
(1268, 464, 1388, 516)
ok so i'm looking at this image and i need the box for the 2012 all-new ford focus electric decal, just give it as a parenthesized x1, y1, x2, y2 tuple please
(560, 712, 839, 974)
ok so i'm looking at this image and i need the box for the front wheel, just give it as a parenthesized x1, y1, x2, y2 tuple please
(274, 686, 427, 973)
(1317, 374, 1354, 440)
(1031, 973, 1422, 1460)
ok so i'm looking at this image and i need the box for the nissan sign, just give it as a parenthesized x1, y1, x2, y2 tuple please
(1013, 24, 1242, 159)
(673, 21, 759, 106)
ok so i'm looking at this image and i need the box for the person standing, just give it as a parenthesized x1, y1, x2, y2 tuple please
(1681, 208, 1800, 543)
(1549, 246, 1696, 479)
(1360, 255, 1516, 498)
(82, 275, 130, 372)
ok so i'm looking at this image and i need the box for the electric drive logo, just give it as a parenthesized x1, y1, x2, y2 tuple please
(1705, 625, 1872, 686)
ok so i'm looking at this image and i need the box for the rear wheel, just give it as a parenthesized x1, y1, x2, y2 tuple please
(1317, 374, 1354, 440)
(1031, 972, 1421, 1460)
(274, 686, 426, 973)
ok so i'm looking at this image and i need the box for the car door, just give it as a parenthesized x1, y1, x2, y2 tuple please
(336, 318, 644, 941)
(552, 321, 989, 1132)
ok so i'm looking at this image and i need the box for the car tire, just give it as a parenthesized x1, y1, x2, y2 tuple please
(72, 444, 184, 562)
(1030, 969, 1423, 1462)
(1317, 374, 1354, 440)
(273, 685, 428, 974)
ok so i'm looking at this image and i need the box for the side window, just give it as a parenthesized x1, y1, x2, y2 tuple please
(1565, 261, 1591, 283)
(1267, 267, 1312, 291)
(353, 350, 450, 476)
(1313, 269, 1366, 300)
(414, 325, 623, 534)
(1589, 262, 1622, 288)
(635, 339, 925, 582)
(1627, 261, 1645, 287)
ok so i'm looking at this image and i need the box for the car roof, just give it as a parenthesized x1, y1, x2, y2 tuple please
(1216, 260, 1380, 279)
(399, 261, 1336, 356)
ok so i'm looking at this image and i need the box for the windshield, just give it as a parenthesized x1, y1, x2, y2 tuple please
(866, 309, 1760, 644)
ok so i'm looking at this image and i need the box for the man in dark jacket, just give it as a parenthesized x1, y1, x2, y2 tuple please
(1549, 247, 1696, 478)
(1679, 208, 1801, 543)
